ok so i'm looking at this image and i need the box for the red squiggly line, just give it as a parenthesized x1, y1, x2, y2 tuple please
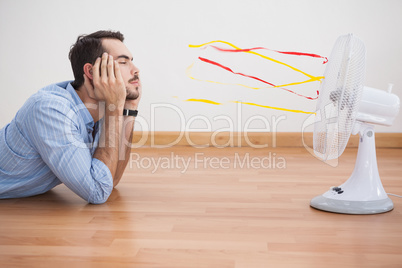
(198, 57, 275, 87)
(209, 45, 328, 64)
(198, 57, 318, 100)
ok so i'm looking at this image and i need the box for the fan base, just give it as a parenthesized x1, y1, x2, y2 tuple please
(311, 123, 394, 215)
(310, 195, 393, 214)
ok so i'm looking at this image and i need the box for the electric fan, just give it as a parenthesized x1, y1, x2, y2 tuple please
(310, 33, 400, 214)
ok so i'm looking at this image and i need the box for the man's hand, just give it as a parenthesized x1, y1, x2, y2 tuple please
(84, 52, 126, 110)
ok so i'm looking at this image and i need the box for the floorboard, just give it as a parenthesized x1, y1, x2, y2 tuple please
(1, 147, 401, 267)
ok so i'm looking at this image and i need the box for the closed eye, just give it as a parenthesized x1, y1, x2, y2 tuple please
(116, 55, 133, 65)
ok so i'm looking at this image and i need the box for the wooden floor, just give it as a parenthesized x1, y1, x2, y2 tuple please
(1, 147, 402, 268)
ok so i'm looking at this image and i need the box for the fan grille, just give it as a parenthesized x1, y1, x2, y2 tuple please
(314, 34, 366, 161)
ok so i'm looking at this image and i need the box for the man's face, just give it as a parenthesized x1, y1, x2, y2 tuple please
(101, 38, 140, 100)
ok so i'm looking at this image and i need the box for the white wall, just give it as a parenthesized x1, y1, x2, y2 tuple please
(1, 0, 401, 133)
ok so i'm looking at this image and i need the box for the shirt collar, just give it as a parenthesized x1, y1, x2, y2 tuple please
(61, 81, 95, 131)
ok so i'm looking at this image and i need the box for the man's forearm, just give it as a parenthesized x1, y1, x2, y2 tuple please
(113, 115, 135, 187)
(93, 107, 123, 181)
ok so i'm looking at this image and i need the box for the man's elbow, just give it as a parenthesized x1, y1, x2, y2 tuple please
(89, 199, 107, 205)
(88, 194, 110, 204)
(87, 183, 113, 204)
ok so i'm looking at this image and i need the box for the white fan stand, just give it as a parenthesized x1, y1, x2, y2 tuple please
(310, 122, 393, 214)
(311, 86, 400, 214)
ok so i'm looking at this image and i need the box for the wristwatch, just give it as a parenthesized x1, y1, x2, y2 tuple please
(122, 109, 138, 117)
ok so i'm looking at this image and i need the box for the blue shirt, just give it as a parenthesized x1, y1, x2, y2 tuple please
(0, 81, 113, 204)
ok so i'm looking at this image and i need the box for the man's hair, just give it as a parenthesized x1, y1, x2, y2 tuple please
(68, 30, 124, 89)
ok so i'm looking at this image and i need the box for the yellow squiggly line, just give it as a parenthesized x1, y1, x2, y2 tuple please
(184, 98, 315, 114)
(232, 101, 315, 114)
(189, 40, 323, 82)
(186, 98, 222, 105)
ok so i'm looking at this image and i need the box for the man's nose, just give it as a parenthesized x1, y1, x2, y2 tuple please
(130, 62, 140, 76)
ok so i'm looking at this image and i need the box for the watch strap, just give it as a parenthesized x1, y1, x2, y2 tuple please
(122, 109, 138, 117)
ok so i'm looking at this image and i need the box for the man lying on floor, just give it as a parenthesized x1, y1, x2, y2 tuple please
(0, 30, 141, 204)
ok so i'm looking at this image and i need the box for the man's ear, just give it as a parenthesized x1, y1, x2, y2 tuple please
(82, 63, 96, 99)
(83, 63, 93, 80)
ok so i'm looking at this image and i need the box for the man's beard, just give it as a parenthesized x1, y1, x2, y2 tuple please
(126, 74, 140, 100)
(126, 87, 139, 100)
